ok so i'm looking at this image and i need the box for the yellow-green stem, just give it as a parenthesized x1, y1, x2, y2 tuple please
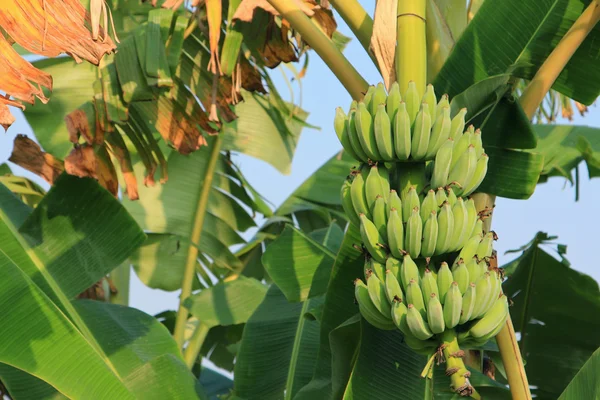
(396, 0, 427, 95)
(266, 0, 368, 100)
(440, 329, 480, 399)
(496, 319, 531, 400)
(328, 0, 376, 61)
(173, 135, 223, 347)
(520, 0, 600, 119)
(184, 323, 210, 369)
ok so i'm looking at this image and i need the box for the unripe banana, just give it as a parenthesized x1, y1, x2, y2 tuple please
(356, 102, 381, 160)
(452, 259, 470, 294)
(420, 190, 438, 222)
(411, 103, 432, 160)
(462, 153, 489, 196)
(431, 139, 454, 189)
(465, 198, 478, 238)
(370, 83, 387, 115)
(436, 94, 450, 118)
(469, 295, 509, 339)
(407, 303, 433, 340)
(391, 298, 410, 335)
(405, 207, 423, 258)
(386, 82, 401, 121)
(350, 168, 371, 218)
(355, 279, 395, 329)
(386, 257, 401, 280)
(387, 208, 405, 258)
(364, 258, 384, 282)
(443, 282, 462, 329)
(465, 258, 483, 284)
(459, 282, 476, 324)
(387, 190, 403, 217)
(402, 186, 420, 223)
(421, 268, 439, 304)
(374, 104, 394, 160)
(446, 187, 457, 207)
(466, 312, 507, 345)
(456, 233, 483, 267)
(471, 272, 493, 319)
(348, 100, 358, 113)
(400, 253, 420, 291)
(385, 269, 404, 304)
(405, 81, 420, 125)
(450, 129, 472, 168)
(393, 103, 412, 161)
(449, 108, 467, 140)
(421, 211, 438, 258)
(427, 293, 445, 334)
(472, 218, 484, 239)
(423, 84, 437, 120)
(435, 187, 448, 207)
(365, 165, 388, 210)
(478, 270, 500, 318)
(372, 195, 388, 241)
(425, 106, 451, 159)
(341, 179, 361, 227)
(435, 201, 455, 254)
(359, 214, 388, 263)
(437, 262, 453, 303)
(471, 129, 484, 158)
(476, 231, 494, 260)
(347, 110, 370, 161)
(363, 86, 376, 110)
(367, 271, 392, 317)
(450, 198, 469, 251)
(406, 278, 426, 318)
(448, 145, 477, 194)
(334, 107, 361, 161)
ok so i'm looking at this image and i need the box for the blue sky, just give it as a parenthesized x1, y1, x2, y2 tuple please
(1, 1, 599, 320)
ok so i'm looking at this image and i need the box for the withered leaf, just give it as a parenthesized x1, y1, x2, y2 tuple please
(9, 135, 64, 184)
(370, 0, 398, 90)
(232, 0, 315, 23)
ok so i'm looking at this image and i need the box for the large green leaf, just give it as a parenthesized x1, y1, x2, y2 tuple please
(502, 233, 600, 399)
(558, 348, 600, 400)
(184, 277, 268, 328)
(233, 285, 324, 400)
(434, 0, 600, 104)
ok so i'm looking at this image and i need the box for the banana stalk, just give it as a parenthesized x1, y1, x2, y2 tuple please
(441, 329, 480, 399)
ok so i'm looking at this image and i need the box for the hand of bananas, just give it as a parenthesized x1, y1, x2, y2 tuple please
(337, 83, 503, 397)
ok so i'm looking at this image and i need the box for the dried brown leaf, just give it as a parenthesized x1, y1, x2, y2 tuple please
(370, 0, 398, 89)
(311, 6, 337, 39)
(9, 135, 64, 184)
(232, 0, 315, 23)
(64, 145, 98, 179)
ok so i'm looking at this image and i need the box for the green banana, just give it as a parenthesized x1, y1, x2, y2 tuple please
(443, 282, 462, 329)
(405, 207, 423, 258)
(437, 262, 453, 303)
(478, 269, 500, 318)
(347, 109, 371, 161)
(385, 269, 404, 304)
(435, 201, 455, 254)
(471, 272, 493, 319)
(355, 279, 395, 329)
(427, 293, 445, 334)
(423, 84, 437, 119)
(446, 187, 457, 207)
(450, 130, 472, 170)
(469, 295, 509, 339)
(456, 233, 483, 267)
(365, 165, 389, 210)
(452, 259, 470, 294)
(450, 198, 468, 251)
(356, 102, 381, 160)
(387, 189, 403, 217)
(436, 94, 450, 118)
(421, 211, 438, 258)
(459, 282, 476, 324)
(400, 253, 420, 291)
(363, 86, 376, 110)
(405, 81, 421, 125)
(449, 108, 467, 140)
(465, 258, 483, 284)
(387, 208, 405, 258)
(350, 168, 371, 218)
(435, 187, 448, 208)
(402, 186, 420, 223)
(462, 153, 489, 196)
(465, 198, 478, 238)
(471, 128, 484, 158)
(374, 104, 394, 160)
(472, 218, 484, 239)
(367, 258, 387, 282)
(341, 179, 361, 227)
(386, 257, 401, 279)
(334, 107, 361, 161)
(386, 82, 401, 121)
(406, 278, 427, 318)
(371, 82, 387, 115)
(391, 299, 411, 336)
(411, 103, 432, 160)
(372, 195, 388, 242)
(393, 102, 412, 160)
(476, 231, 494, 260)
(406, 303, 434, 340)
(426, 107, 451, 159)
(421, 268, 439, 303)
(420, 190, 438, 221)
(367, 271, 392, 317)
(359, 214, 387, 263)
(431, 138, 454, 189)
(448, 144, 476, 193)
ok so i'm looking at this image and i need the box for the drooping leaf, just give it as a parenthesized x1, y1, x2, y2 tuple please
(558, 348, 600, 400)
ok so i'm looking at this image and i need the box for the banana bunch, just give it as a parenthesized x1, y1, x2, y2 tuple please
(341, 164, 483, 260)
(429, 125, 489, 197)
(334, 82, 471, 163)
